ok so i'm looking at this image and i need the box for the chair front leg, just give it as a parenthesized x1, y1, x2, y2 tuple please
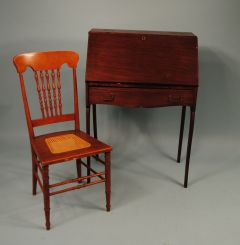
(105, 152, 111, 212)
(31, 148, 38, 195)
(43, 166, 50, 230)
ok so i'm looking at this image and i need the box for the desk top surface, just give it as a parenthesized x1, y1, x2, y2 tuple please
(89, 28, 196, 37)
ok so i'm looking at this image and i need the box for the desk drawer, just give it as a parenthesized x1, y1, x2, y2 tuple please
(88, 87, 196, 107)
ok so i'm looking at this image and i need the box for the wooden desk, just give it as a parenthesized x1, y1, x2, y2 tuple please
(85, 28, 198, 188)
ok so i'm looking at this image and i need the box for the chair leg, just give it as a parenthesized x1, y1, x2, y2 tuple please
(31, 148, 37, 195)
(177, 106, 186, 163)
(43, 166, 50, 230)
(184, 106, 196, 188)
(76, 159, 82, 183)
(105, 152, 111, 212)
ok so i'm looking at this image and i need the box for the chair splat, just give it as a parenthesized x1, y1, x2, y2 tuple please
(57, 69, 62, 115)
(51, 69, 58, 116)
(34, 71, 45, 118)
(45, 70, 54, 117)
(40, 71, 49, 118)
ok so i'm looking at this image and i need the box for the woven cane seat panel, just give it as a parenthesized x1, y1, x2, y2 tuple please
(45, 134, 91, 154)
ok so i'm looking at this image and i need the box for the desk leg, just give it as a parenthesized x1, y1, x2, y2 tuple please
(93, 104, 99, 160)
(105, 152, 111, 211)
(177, 106, 186, 163)
(86, 105, 91, 183)
(93, 104, 98, 139)
(184, 106, 195, 188)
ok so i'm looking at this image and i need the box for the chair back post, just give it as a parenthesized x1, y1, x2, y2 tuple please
(18, 73, 35, 139)
(73, 68, 80, 130)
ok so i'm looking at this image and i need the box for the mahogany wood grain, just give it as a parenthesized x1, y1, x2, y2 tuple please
(86, 29, 198, 86)
(13, 51, 112, 230)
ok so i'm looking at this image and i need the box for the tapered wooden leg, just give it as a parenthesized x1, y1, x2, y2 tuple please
(177, 106, 186, 163)
(105, 152, 111, 212)
(86, 105, 91, 135)
(93, 104, 98, 139)
(93, 104, 100, 159)
(43, 166, 50, 230)
(76, 159, 82, 183)
(31, 148, 37, 195)
(87, 157, 91, 183)
(184, 107, 196, 188)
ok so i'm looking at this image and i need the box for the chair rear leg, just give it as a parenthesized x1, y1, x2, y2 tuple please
(31, 148, 37, 195)
(43, 166, 50, 230)
(105, 152, 111, 212)
(76, 159, 82, 183)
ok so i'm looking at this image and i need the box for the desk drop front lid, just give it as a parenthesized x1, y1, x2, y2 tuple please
(86, 29, 198, 86)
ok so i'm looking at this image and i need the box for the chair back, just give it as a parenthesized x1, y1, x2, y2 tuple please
(13, 51, 80, 139)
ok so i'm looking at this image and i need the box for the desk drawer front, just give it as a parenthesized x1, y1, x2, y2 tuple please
(88, 87, 196, 107)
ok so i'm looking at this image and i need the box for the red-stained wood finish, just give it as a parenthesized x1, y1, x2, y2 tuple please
(85, 28, 198, 188)
(86, 29, 198, 85)
(13, 51, 112, 230)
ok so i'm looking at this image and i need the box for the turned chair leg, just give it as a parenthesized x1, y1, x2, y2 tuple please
(31, 148, 38, 195)
(43, 166, 50, 230)
(177, 106, 186, 163)
(184, 106, 196, 188)
(105, 152, 111, 212)
(76, 159, 82, 183)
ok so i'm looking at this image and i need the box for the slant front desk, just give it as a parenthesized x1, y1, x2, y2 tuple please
(85, 28, 198, 188)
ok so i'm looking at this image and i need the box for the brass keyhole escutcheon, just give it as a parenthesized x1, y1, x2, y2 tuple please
(141, 36, 146, 41)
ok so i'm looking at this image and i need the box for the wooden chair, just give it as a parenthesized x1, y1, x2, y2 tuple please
(13, 51, 112, 230)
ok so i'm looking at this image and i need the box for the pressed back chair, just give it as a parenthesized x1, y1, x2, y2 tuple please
(13, 51, 112, 230)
